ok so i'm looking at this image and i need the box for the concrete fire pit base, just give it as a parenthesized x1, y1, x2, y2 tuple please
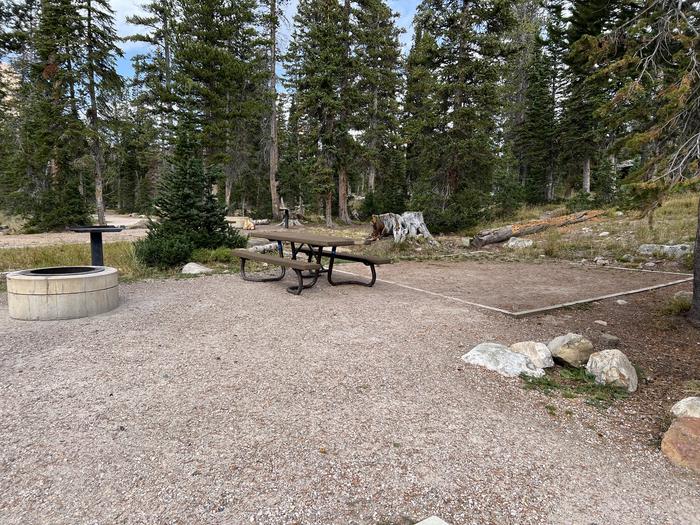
(7, 266, 119, 320)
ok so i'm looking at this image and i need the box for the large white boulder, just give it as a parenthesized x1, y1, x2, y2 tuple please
(638, 243, 693, 259)
(585, 349, 638, 392)
(510, 341, 554, 369)
(505, 237, 534, 249)
(181, 262, 214, 275)
(547, 333, 594, 367)
(462, 343, 544, 378)
(670, 397, 700, 419)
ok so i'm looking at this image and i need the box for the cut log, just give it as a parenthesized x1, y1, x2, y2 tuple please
(471, 210, 605, 248)
(249, 243, 279, 254)
(370, 211, 437, 245)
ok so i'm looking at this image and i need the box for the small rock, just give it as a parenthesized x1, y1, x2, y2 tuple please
(460, 237, 472, 247)
(594, 320, 608, 326)
(600, 333, 621, 346)
(181, 262, 214, 275)
(127, 219, 150, 229)
(674, 291, 693, 302)
(594, 256, 609, 266)
(510, 341, 554, 369)
(662, 417, 700, 474)
(643, 262, 656, 268)
(616, 299, 628, 305)
(671, 397, 700, 419)
(505, 237, 534, 249)
(615, 211, 624, 217)
(461, 343, 544, 378)
(620, 254, 634, 262)
(585, 349, 638, 392)
(547, 333, 594, 367)
(598, 231, 610, 237)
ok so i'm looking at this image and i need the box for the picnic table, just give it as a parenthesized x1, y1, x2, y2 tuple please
(231, 230, 390, 294)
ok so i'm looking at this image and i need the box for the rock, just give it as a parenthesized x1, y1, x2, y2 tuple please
(643, 262, 656, 268)
(547, 333, 594, 367)
(181, 262, 214, 275)
(671, 397, 700, 419)
(510, 341, 554, 369)
(616, 299, 628, 305)
(662, 417, 700, 474)
(620, 254, 634, 262)
(638, 243, 693, 259)
(674, 290, 693, 302)
(594, 256, 609, 266)
(600, 333, 620, 346)
(460, 237, 472, 247)
(127, 219, 150, 229)
(585, 349, 638, 392)
(615, 211, 624, 217)
(415, 518, 451, 525)
(505, 237, 533, 249)
(598, 231, 610, 237)
(594, 320, 608, 326)
(461, 343, 544, 378)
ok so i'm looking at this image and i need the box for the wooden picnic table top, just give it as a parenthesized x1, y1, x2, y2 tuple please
(248, 230, 356, 247)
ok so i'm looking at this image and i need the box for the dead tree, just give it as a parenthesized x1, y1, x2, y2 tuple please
(370, 212, 436, 245)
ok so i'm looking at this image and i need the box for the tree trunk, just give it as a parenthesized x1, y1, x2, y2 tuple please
(325, 192, 334, 228)
(689, 196, 700, 323)
(338, 166, 351, 223)
(582, 156, 591, 194)
(268, 0, 281, 220)
(86, 0, 106, 225)
(471, 210, 604, 248)
(545, 165, 554, 202)
(370, 211, 436, 245)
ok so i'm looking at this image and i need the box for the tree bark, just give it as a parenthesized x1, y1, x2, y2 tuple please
(471, 210, 604, 248)
(268, 0, 281, 220)
(338, 166, 351, 223)
(689, 196, 700, 323)
(325, 192, 334, 228)
(370, 211, 436, 244)
(86, 0, 106, 225)
(582, 156, 591, 194)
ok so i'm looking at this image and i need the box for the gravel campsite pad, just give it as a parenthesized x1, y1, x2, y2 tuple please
(1, 269, 699, 524)
(336, 260, 692, 314)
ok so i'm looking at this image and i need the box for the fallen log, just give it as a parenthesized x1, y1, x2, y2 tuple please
(370, 211, 437, 245)
(471, 210, 605, 248)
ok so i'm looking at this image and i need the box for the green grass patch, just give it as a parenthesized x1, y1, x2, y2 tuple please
(522, 366, 629, 408)
(661, 296, 692, 316)
(0, 242, 173, 281)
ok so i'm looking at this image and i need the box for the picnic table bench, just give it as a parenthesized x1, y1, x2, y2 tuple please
(231, 230, 390, 294)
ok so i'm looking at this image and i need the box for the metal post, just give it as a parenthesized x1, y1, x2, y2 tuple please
(90, 231, 104, 266)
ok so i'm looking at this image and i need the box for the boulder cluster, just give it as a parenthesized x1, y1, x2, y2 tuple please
(461, 332, 638, 393)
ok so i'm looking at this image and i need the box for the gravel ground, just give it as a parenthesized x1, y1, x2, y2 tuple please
(1, 273, 699, 525)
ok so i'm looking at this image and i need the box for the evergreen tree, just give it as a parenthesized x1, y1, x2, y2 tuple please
(353, 0, 404, 210)
(135, 126, 246, 268)
(285, 0, 351, 227)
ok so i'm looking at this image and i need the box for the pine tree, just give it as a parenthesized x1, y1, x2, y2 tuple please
(285, 0, 351, 227)
(126, 0, 178, 149)
(75, 0, 123, 225)
(353, 0, 404, 208)
(135, 126, 246, 268)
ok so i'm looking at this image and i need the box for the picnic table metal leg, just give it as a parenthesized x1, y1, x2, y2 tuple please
(285, 268, 319, 295)
(327, 246, 377, 287)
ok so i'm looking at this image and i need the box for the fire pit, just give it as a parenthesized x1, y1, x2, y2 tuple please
(7, 266, 119, 320)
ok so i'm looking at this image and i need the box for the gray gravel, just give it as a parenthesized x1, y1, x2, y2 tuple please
(1, 273, 699, 525)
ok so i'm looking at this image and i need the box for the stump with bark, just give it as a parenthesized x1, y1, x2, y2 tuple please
(370, 211, 437, 245)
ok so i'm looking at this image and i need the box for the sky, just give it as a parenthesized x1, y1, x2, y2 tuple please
(113, 0, 420, 78)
